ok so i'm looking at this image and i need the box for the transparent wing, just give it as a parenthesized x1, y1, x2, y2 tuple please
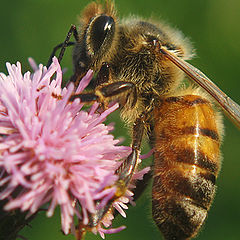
(160, 47, 240, 129)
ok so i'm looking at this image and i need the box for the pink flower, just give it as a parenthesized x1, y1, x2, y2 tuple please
(0, 57, 133, 235)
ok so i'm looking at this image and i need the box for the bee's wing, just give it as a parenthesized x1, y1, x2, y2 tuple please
(160, 47, 240, 129)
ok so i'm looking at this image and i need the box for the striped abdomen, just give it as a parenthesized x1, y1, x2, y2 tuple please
(152, 95, 223, 240)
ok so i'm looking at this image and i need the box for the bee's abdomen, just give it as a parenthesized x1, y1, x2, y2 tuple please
(152, 95, 222, 240)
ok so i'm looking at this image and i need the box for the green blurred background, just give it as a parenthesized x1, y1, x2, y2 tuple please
(1, 0, 240, 239)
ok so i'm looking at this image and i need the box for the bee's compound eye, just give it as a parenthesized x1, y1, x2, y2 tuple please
(90, 15, 115, 53)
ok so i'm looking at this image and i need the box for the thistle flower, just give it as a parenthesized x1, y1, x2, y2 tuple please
(0, 57, 151, 239)
(0, 57, 134, 235)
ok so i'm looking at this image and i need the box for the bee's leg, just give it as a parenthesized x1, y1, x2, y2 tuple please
(86, 114, 146, 228)
(116, 114, 145, 183)
(70, 80, 137, 109)
(69, 60, 137, 106)
(97, 81, 136, 98)
(47, 24, 79, 67)
(69, 93, 99, 103)
(95, 81, 137, 108)
(47, 42, 75, 67)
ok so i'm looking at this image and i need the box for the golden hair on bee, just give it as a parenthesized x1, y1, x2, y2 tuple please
(78, 0, 117, 29)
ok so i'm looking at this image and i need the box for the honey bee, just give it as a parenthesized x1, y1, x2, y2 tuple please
(48, 0, 240, 239)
